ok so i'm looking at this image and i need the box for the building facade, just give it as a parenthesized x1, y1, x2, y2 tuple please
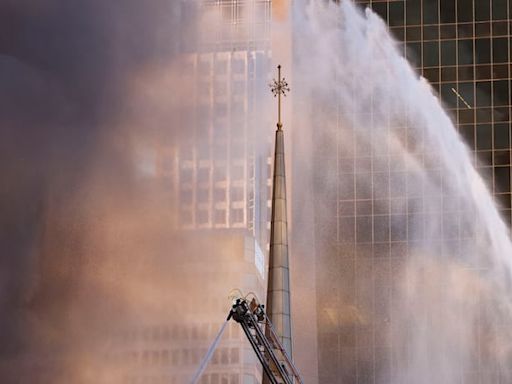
(113, 1, 275, 384)
(307, 0, 512, 383)
(131, 0, 271, 384)
(364, 0, 511, 225)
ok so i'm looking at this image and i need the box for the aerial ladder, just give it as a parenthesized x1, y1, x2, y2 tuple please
(227, 297, 304, 384)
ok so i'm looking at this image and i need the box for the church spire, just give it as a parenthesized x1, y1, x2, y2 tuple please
(265, 65, 292, 361)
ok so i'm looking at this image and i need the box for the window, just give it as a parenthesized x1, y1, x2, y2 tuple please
(475, 39, 491, 63)
(492, 21, 508, 36)
(441, 40, 456, 66)
(475, 22, 491, 37)
(197, 209, 209, 224)
(356, 200, 373, 215)
(390, 172, 406, 198)
(493, 64, 509, 79)
(214, 209, 226, 225)
(492, 0, 508, 20)
(423, 25, 438, 40)
(373, 173, 389, 199)
(497, 194, 511, 209)
(406, 0, 421, 24)
(494, 167, 511, 193)
(441, 67, 456, 82)
(356, 173, 371, 199)
(389, 1, 404, 26)
(215, 102, 227, 118)
(197, 167, 210, 183)
(458, 22, 474, 38)
(197, 188, 209, 203)
(423, 41, 439, 67)
(391, 27, 405, 41)
(494, 107, 509, 122)
(440, 24, 456, 39)
(492, 38, 508, 63)
(339, 201, 355, 216)
(494, 150, 510, 165)
(458, 110, 474, 124)
(356, 216, 372, 243)
(458, 82, 475, 106)
(231, 165, 244, 180)
(424, 67, 440, 83)
(460, 125, 475, 149)
(458, 66, 473, 81)
(214, 167, 227, 184)
(458, 39, 474, 65)
(374, 215, 390, 242)
(231, 208, 244, 224)
(214, 81, 227, 97)
(476, 82, 492, 106)
(230, 348, 239, 364)
(220, 348, 229, 364)
(214, 187, 225, 202)
(339, 217, 355, 243)
(180, 188, 193, 204)
(457, 0, 473, 22)
(475, 1, 491, 21)
(215, 59, 227, 75)
(476, 65, 491, 80)
(356, 157, 372, 174)
(199, 59, 211, 74)
(390, 215, 407, 241)
(494, 124, 510, 149)
(441, 83, 457, 108)
(476, 108, 493, 123)
(232, 58, 244, 74)
(230, 186, 244, 201)
(172, 350, 179, 365)
(476, 124, 493, 150)
(406, 26, 421, 41)
(440, 0, 455, 23)
(406, 42, 421, 66)
(493, 80, 509, 106)
(423, 0, 438, 24)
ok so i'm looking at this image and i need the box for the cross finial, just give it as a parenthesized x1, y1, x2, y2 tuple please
(269, 65, 290, 130)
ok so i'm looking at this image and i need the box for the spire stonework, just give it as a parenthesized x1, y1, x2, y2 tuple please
(265, 65, 293, 369)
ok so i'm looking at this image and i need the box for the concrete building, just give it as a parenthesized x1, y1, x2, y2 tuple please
(111, 1, 275, 384)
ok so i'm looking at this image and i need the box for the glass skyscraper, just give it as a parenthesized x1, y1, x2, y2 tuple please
(360, 0, 511, 225)
(309, 1, 512, 383)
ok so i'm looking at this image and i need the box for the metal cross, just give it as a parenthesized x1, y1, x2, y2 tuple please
(269, 65, 290, 130)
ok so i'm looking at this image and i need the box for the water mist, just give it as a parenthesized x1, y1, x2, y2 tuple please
(292, 1, 512, 382)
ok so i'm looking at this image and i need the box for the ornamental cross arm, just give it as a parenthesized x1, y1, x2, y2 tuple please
(269, 65, 289, 130)
(269, 77, 290, 97)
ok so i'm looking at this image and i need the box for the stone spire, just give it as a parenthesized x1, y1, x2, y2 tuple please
(265, 65, 292, 358)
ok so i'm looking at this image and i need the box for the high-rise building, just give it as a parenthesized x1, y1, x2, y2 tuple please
(113, 1, 275, 384)
(359, 0, 511, 227)
(302, 1, 512, 383)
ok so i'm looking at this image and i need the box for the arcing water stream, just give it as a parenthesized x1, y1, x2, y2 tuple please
(293, 1, 512, 382)
(189, 320, 229, 384)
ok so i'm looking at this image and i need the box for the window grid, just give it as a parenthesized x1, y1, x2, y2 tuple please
(322, 1, 512, 383)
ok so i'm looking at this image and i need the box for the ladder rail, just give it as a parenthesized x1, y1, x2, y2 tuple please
(228, 298, 304, 384)
(245, 312, 293, 384)
(264, 316, 305, 384)
(238, 319, 281, 384)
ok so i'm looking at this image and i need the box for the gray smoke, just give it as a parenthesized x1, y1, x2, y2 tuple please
(0, 1, 197, 381)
